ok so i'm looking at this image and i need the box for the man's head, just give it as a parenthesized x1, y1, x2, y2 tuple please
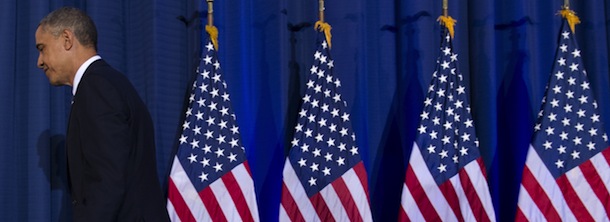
(35, 7, 98, 86)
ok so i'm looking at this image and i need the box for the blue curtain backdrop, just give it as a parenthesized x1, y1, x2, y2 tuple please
(2, 0, 610, 221)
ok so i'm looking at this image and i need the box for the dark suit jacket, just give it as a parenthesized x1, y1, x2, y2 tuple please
(67, 60, 169, 222)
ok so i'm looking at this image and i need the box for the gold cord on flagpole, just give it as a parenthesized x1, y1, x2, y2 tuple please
(315, 0, 332, 48)
(205, 0, 219, 50)
(558, 0, 580, 34)
(437, 0, 456, 39)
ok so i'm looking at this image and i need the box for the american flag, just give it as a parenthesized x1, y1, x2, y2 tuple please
(279, 30, 373, 222)
(167, 31, 260, 222)
(516, 19, 610, 222)
(398, 25, 496, 221)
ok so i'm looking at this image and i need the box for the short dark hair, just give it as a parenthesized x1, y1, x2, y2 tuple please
(39, 7, 98, 50)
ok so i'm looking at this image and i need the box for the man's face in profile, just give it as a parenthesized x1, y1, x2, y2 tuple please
(35, 26, 72, 86)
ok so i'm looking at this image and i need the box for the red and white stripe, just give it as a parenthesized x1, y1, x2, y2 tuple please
(516, 145, 610, 222)
(167, 156, 260, 222)
(280, 159, 373, 222)
(399, 142, 496, 222)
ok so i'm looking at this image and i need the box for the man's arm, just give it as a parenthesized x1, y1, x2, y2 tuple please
(77, 73, 133, 221)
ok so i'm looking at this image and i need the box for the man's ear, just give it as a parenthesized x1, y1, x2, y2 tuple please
(62, 29, 74, 50)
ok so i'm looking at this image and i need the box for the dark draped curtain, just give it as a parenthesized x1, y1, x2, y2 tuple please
(2, 0, 610, 221)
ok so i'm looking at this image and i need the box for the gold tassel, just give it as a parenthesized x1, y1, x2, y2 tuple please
(315, 21, 332, 48)
(206, 25, 219, 50)
(437, 15, 457, 39)
(559, 9, 581, 33)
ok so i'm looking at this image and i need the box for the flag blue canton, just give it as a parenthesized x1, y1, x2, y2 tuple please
(415, 27, 481, 185)
(288, 34, 362, 197)
(175, 37, 247, 191)
(531, 21, 609, 178)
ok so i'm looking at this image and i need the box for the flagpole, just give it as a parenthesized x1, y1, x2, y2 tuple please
(438, 0, 455, 39)
(205, 0, 219, 50)
(315, 0, 331, 48)
(319, 0, 325, 22)
(207, 0, 214, 26)
(558, 0, 579, 33)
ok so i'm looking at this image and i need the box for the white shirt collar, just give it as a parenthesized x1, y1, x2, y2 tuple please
(72, 55, 102, 96)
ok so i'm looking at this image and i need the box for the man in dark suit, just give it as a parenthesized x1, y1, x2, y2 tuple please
(35, 7, 170, 222)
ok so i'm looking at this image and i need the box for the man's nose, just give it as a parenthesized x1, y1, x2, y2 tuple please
(37, 56, 44, 69)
